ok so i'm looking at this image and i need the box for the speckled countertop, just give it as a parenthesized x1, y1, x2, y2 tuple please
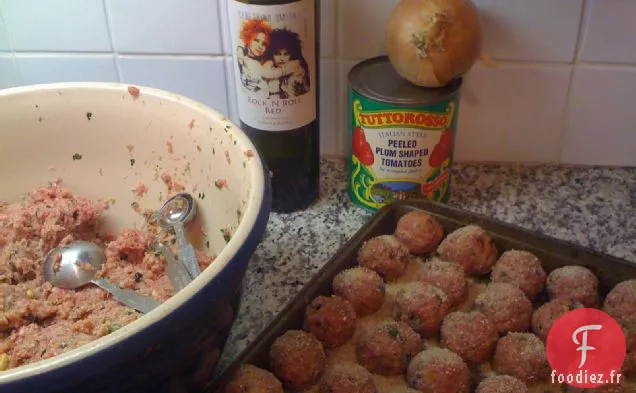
(215, 156, 636, 375)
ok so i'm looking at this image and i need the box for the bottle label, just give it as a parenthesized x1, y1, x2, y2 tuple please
(227, 0, 316, 131)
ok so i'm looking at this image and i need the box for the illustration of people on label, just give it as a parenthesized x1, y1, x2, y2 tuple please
(237, 19, 310, 99)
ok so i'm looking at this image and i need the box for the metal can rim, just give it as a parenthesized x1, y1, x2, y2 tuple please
(348, 55, 463, 106)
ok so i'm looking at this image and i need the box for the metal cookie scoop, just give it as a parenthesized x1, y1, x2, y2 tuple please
(43, 241, 160, 314)
(158, 192, 201, 279)
(151, 240, 192, 292)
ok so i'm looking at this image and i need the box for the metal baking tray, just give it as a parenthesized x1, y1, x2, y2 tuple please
(207, 199, 636, 393)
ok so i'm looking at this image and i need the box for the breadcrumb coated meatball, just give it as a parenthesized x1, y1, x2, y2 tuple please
(357, 235, 411, 281)
(493, 332, 550, 384)
(269, 330, 326, 391)
(475, 375, 528, 393)
(490, 250, 546, 300)
(440, 310, 499, 365)
(604, 279, 636, 321)
(392, 282, 452, 337)
(225, 364, 284, 393)
(418, 259, 467, 306)
(394, 211, 444, 254)
(303, 295, 357, 349)
(332, 267, 385, 317)
(405, 347, 470, 393)
(355, 321, 422, 376)
(318, 362, 377, 393)
(531, 299, 584, 342)
(546, 265, 599, 307)
(437, 225, 498, 276)
(586, 382, 626, 393)
(475, 282, 533, 335)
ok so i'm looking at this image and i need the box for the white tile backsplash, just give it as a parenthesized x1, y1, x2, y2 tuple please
(319, 60, 337, 155)
(338, 0, 398, 60)
(319, 0, 336, 58)
(561, 66, 636, 166)
(0, 11, 11, 51)
(1, 0, 111, 52)
(0, 54, 20, 88)
(579, 0, 636, 64)
(118, 56, 228, 116)
(107, 0, 222, 55)
(474, 0, 584, 62)
(454, 63, 572, 163)
(0, 0, 635, 166)
(16, 54, 118, 85)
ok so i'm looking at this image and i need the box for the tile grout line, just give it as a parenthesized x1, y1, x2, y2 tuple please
(100, 0, 122, 81)
(557, 0, 589, 164)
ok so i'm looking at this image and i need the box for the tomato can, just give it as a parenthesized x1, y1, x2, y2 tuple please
(346, 55, 462, 212)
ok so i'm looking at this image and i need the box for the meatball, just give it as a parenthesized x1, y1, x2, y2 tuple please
(619, 316, 636, 377)
(405, 347, 470, 393)
(225, 364, 284, 393)
(437, 225, 498, 276)
(303, 295, 357, 349)
(392, 282, 452, 337)
(475, 282, 533, 335)
(440, 310, 499, 365)
(357, 235, 411, 281)
(531, 299, 584, 342)
(269, 330, 326, 391)
(490, 250, 547, 300)
(475, 375, 528, 393)
(623, 351, 636, 377)
(586, 382, 626, 393)
(418, 259, 467, 306)
(318, 362, 377, 393)
(604, 279, 636, 321)
(546, 265, 598, 307)
(493, 332, 550, 384)
(394, 210, 444, 254)
(332, 267, 385, 317)
(355, 320, 422, 376)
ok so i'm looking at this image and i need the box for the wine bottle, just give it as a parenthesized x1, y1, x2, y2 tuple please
(227, 0, 320, 213)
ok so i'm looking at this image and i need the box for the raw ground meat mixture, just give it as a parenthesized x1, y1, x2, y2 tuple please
(0, 184, 215, 371)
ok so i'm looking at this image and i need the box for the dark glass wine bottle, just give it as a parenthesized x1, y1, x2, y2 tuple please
(227, 0, 320, 213)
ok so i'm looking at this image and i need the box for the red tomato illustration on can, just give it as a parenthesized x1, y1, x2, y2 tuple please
(429, 128, 453, 168)
(352, 126, 374, 166)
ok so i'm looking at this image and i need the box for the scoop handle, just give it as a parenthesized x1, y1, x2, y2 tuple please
(92, 278, 161, 314)
(172, 221, 202, 279)
(159, 244, 192, 292)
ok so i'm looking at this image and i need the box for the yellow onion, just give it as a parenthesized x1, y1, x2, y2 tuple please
(385, 0, 484, 87)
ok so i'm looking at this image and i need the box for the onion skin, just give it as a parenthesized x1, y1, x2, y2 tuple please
(385, 0, 483, 87)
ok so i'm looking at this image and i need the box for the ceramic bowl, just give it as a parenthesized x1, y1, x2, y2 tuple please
(0, 82, 271, 393)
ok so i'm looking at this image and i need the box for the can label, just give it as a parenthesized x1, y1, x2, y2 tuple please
(347, 89, 459, 211)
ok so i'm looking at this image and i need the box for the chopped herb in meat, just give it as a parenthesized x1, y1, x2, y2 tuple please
(133, 272, 142, 282)
(388, 326, 400, 339)
(130, 158, 135, 166)
(205, 240, 210, 249)
(72, 153, 82, 160)
(86, 112, 92, 120)
(220, 228, 232, 243)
